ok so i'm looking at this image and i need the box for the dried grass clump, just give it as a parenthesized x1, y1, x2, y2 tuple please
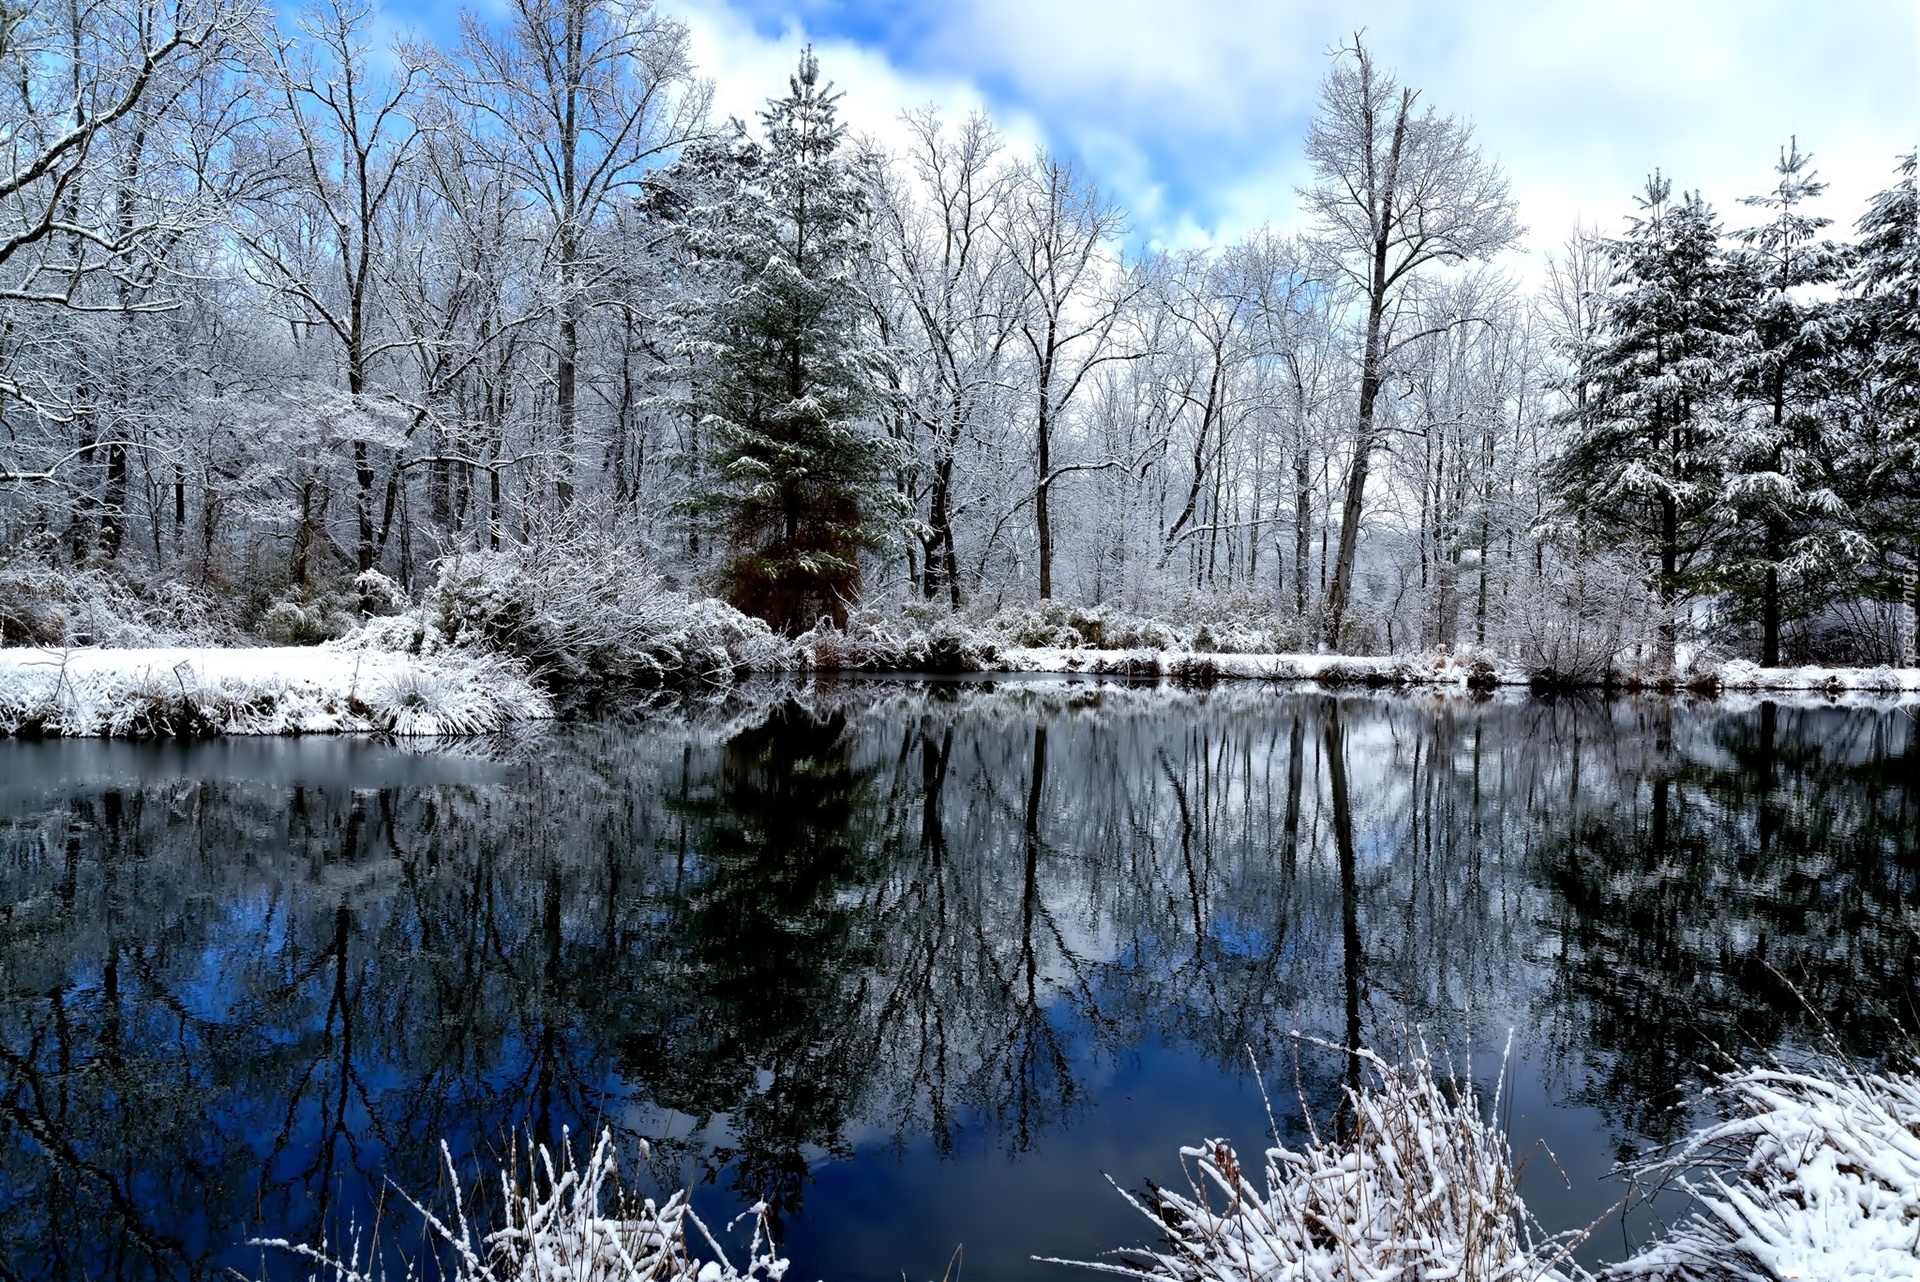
(1052, 1038, 1589, 1282)
(1612, 1063, 1920, 1282)
(257, 1129, 789, 1282)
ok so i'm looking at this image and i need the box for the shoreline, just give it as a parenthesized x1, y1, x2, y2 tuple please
(3, 643, 1917, 737)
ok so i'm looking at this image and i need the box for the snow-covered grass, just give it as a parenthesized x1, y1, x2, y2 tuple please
(0, 645, 551, 736)
(1612, 1063, 1920, 1282)
(993, 646, 1518, 687)
(1710, 660, 1920, 694)
(256, 1129, 787, 1282)
(1051, 1037, 1592, 1282)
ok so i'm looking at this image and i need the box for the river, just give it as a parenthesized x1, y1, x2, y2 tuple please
(2, 679, 1915, 1280)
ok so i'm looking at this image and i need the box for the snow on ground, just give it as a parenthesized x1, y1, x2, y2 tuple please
(992, 647, 1920, 696)
(1713, 660, 1920, 693)
(992, 646, 1520, 685)
(0, 645, 551, 736)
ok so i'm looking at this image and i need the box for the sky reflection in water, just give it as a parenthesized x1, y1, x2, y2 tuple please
(1, 680, 1916, 1281)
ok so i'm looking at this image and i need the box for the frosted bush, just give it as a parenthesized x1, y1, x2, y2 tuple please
(373, 665, 505, 736)
(345, 543, 794, 685)
(796, 607, 999, 672)
(1053, 1036, 1590, 1282)
(0, 554, 238, 647)
(260, 596, 359, 645)
(1496, 552, 1640, 686)
(255, 1129, 789, 1282)
(1613, 1063, 1920, 1282)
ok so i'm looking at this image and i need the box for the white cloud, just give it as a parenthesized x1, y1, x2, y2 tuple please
(662, 0, 1919, 260)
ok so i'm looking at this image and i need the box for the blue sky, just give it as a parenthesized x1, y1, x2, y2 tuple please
(378, 0, 1918, 261)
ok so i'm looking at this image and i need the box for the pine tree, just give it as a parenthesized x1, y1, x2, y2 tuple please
(1835, 153, 1920, 661)
(1550, 174, 1747, 672)
(668, 48, 894, 635)
(1720, 140, 1851, 665)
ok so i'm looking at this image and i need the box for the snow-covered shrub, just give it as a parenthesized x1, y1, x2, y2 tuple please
(401, 542, 791, 684)
(255, 1129, 789, 1282)
(796, 607, 999, 672)
(988, 600, 1087, 649)
(0, 551, 238, 647)
(1055, 1037, 1589, 1282)
(259, 594, 360, 645)
(1613, 1063, 1920, 1281)
(373, 664, 507, 736)
(1499, 551, 1640, 686)
(978, 598, 1304, 657)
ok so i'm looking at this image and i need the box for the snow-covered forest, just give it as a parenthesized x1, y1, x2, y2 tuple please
(1, 0, 1915, 673)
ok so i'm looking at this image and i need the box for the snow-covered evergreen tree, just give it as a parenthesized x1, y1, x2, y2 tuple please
(664, 47, 894, 635)
(1720, 141, 1852, 664)
(1835, 153, 1920, 661)
(1549, 174, 1747, 672)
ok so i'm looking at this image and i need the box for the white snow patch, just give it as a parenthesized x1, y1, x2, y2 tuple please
(1713, 660, 1920, 694)
(0, 646, 551, 737)
(995, 647, 1525, 686)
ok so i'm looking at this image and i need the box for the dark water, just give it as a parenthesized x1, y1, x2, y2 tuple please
(2, 680, 1916, 1281)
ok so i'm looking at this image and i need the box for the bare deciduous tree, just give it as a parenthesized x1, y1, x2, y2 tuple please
(440, 0, 709, 512)
(1000, 154, 1144, 600)
(1305, 35, 1520, 649)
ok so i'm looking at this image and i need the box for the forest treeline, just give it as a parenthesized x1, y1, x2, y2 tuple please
(0, 0, 1914, 669)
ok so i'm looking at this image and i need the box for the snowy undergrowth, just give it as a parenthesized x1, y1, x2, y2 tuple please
(341, 547, 794, 685)
(0, 646, 550, 736)
(994, 646, 1517, 686)
(1710, 660, 1920, 694)
(0, 554, 240, 647)
(1052, 1037, 1592, 1282)
(257, 1129, 787, 1282)
(1612, 1064, 1920, 1282)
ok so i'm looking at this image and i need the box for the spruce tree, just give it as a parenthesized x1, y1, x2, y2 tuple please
(669, 48, 894, 635)
(1550, 175, 1747, 672)
(1835, 153, 1920, 660)
(1721, 141, 1850, 665)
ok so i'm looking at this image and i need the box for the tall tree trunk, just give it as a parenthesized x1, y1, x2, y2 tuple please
(100, 442, 128, 559)
(1324, 351, 1384, 651)
(1036, 395, 1054, 599)
(1659, 492, 1679, 675)
(556, 298, 579, 511)
(926, 454, 960, 607)
(1295, 452, 1311, 618)
(1323, 92, 1410, 651)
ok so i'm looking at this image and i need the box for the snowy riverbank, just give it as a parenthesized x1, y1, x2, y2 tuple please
(989, 646, 1920, 694)
(0, 646, 551, 736)
(990, 646, 1516, 683)
(4, 641, 1916, 737)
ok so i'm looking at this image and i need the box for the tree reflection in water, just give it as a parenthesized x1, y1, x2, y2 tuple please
(0, 683, 1914, 1280)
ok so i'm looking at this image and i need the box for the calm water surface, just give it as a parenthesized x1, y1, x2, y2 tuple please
(2, 680, 1916, 1280)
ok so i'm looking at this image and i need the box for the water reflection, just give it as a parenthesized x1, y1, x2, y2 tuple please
(1, 683, 1914, 1280)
